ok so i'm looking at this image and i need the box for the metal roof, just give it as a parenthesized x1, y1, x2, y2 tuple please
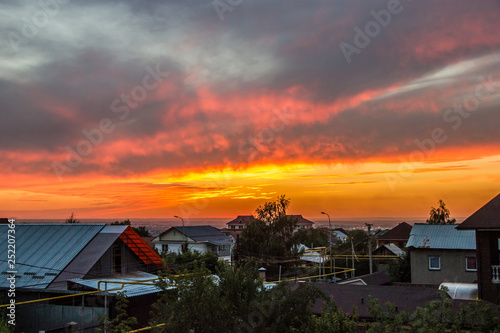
(69, 272, 163, 297)
(406, 224, 476, 250)
(49, 225, 125, 289)
(0, 224, 105, 289)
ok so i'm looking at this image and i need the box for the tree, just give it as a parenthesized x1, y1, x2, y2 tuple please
(389, 250, 411, 282)
(151, 263, 325, 333)
(162, 249, 222, 274)
(111, 219, 152, 237)
(426, 200, 456, 224)
(97, 292, 137, 332)
(234, 195, 300, 279)
(65, 212, 79, 224)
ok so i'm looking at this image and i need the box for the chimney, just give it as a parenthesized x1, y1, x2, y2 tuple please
(258, 267, 267, 281)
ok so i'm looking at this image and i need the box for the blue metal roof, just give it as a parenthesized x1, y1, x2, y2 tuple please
(0, 224, 105, 289)
(406, 224, 475, 250)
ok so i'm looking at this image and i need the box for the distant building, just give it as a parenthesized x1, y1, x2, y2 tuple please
(406, 224, 477, 285)
(457, 193, 500, 304)
(153, 225, 232, 261)
(377, 222, 413, 248)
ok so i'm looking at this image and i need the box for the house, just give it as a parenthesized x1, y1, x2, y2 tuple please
(0, 223, 163, 331)
(406, 224, 477, 285)
(456, 193, 500, 304)
(377, 222, 412, 248)
(225, 214, 314, 235)
(153, 225, 232, 261)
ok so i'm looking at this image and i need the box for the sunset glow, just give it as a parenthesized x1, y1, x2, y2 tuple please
(1, 1, 500, 221)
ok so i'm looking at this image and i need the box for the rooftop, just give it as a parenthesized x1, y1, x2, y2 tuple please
(406, 224, 475, 250)
(377, 222, 412, 241)
(457, 193, 500, 230)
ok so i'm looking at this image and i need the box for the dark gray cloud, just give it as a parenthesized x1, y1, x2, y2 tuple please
(1, 0, 500, 178)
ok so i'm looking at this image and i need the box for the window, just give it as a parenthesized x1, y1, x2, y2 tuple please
(162, 244, 168, 253)
(429, 256, 441, 270)
(466, 256, 477, 271)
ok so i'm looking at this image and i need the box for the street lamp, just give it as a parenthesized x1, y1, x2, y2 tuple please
(174, 215, 187, 252)
(321, 212, 333, 281)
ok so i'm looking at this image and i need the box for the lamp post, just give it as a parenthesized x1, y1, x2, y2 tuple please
(321, 212, 333, 281)
(174, 215, 187, 252)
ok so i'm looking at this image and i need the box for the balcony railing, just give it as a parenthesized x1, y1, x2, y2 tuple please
(492, 265, 500, 284)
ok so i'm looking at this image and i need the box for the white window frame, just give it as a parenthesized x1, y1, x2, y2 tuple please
(465, 256, 477, 272)
(429, 255, 441, 270)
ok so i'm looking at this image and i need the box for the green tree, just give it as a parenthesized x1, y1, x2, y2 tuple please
(97, 292, 137, 333)
(389, 250, 411, 282)
(151, 263, 325, 333)
(295, 228, 329, 248)
(306, 299, 358, 333)
(162, 249, 222, 273)
(426, 200, 456, 224)
(65, 212, 79, 223)
(235, 195, 301, 279)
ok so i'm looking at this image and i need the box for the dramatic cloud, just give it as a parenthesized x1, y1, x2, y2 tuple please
(1, 0, 500, 218)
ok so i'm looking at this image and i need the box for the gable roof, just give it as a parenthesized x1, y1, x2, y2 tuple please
(156, 225, 232, 245)
(406, 224, 475, 250)
(227, 215, 255, 225)
(0, 224, 105, 289)
(290, 215, 314, 225)
(457, 193, 500, 230)
(377, 222, 412, 241)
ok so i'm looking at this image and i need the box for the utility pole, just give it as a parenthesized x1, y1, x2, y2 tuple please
(351, 238, 355, 278)
(321, 211, 333, 280)
(366, 223, 373, 274)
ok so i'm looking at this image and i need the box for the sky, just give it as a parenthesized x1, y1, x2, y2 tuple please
(1, 0, 500, 221)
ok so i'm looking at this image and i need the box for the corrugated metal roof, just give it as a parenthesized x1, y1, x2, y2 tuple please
(0, 224, 105, 289)
(49, 226, 124, 288)
(70, 272, 163, 297)
(406, 224, 475, 250)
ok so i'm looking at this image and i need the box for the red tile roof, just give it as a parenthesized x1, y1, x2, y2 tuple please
(457, 193, 500, 230)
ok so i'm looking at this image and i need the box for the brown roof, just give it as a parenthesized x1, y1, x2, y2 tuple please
(377, 222, 412, 241)
(457, 193, 500, 230)
(338, 271, 391, 286)
(300, 283, 475, 319)
(290, 215, 314, 225)
(227, 215, 255, 225)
